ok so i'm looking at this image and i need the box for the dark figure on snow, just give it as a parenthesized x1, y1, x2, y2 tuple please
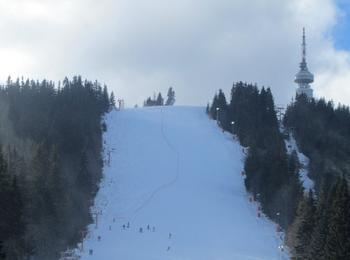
(139, 227, 143, 233)
(127, 222, 130, 228)
(89, 249, 93, 255)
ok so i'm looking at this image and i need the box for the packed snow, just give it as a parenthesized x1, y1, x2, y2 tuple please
(73, 106, 288, 260)
(282, 129, 314, 192)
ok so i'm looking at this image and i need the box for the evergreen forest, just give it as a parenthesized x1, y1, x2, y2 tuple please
(0, 76, 114, 259)
(208, 82, 350, 259)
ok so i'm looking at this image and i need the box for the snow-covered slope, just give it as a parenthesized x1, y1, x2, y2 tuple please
(282, 129, 314, 193)
(75, 106, 288, 260)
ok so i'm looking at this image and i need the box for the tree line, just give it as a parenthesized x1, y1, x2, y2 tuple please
(143, 87, 175, 107)
(284, 94, 350, 259)
(208, 83, 350, 258)
(0, 76, 114, 259)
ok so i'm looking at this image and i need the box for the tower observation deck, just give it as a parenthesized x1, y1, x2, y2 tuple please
(295, 28, 314, 99)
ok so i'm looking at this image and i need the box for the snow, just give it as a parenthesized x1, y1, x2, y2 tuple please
(282, 128, 314, 192)
(73, 106, 289, 260)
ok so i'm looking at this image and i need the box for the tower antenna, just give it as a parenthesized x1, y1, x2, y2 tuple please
(302, 27, 306, 64)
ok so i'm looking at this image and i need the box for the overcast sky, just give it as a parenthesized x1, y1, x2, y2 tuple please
(0, 0, 349, 107)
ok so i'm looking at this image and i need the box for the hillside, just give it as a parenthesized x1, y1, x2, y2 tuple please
(0, 77, 112, 259)
(74, 106, 288, 260)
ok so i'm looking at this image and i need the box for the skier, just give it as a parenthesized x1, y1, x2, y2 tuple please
(167, 246, 171, 251)
(109, 225, 112, 231)
(123, 224, 126, 230)
(127, 222, 130, 228)
(97, 236, 101, 241)
(139, 227, 143, 233)
(147, 224, 150, 231)
(152, 226, 155, 232)
(89, 249, 93, 255)
(168, 233, 172, 239)
(113, 217, 116, 223)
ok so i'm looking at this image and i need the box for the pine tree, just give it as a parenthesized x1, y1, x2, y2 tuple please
(209, 94, 219, 119)
(260, 87, 278, 128)
(144, 97, 151, 107)
(165, 87, 175, 105)
(0, 242, 5, 259)
(48, 146, 66, 214)
(76, 151, 93, 195)
(324, 177, 350, 259)
(0, 148, 10, 247)
(0, 146, 26, 258)
(215, 89, 229, 129)
(217, 89, 227, 109)
(282, 151, 302, 227)
(292, 191, 316, 259)
(102, 85, 109, 111)
(244, 146, 261, 193)
(30, 145, 50, 218)
(5, 176, 25, 259)
(109, 91, 116, 109)
(9, 176, 24, 238)
(156, 93, 164, 106)
(307, 181, 330, 260)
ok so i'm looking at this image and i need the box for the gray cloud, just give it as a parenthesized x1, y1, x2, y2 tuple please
(0, 0, 348, 107)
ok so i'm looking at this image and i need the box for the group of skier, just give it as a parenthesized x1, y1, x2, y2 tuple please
(136, 224, 173, 251)
(138, 224, 156, 233)
(88, 220, 173, 255)
(122, 222, 130, 230)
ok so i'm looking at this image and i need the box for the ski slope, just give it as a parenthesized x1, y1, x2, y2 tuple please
(283, 130, 314, 193)
(75, 106, 288, 260)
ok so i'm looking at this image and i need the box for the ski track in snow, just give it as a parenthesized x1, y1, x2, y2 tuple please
(73, 106, 289, 260)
